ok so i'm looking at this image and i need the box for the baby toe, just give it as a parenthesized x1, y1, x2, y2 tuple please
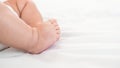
(56, 29, 61, 34)
(56, 34, 60, 41)
(49, 19, 58, 26)
(49, 19, 57, 23)
(56, 26, 60, 30)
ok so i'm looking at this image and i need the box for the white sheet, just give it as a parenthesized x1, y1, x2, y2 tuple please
(0, 0, 120, 68)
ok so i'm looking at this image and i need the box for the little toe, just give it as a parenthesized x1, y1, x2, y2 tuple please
(56, 34, 60, 41)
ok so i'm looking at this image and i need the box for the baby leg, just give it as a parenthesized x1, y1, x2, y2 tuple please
(0, 3, 37, 52)
(4, 0, 43, 27)
(0, 3, 60, 54)
(4, 0, 59, 27)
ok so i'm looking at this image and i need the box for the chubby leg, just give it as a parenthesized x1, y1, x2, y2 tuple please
(4, 0, 60, 29)
(4, 0, 43, 27)
(0, 3, 36, 51)
(0, 3, 60, 54)
(17, 0, 44, 27)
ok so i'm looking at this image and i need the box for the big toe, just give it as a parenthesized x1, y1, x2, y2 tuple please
(49, 19, 58, 26)
(49, 19, 57, 23)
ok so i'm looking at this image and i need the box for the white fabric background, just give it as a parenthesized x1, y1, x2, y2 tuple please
(0, 0, 6, 2)
(0, 0, 120, 68)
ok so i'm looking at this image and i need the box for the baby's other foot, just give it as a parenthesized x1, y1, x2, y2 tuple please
(29, 19, 60, 54)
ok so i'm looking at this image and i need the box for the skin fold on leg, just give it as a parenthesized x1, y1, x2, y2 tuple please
(4, 0, 43, 27)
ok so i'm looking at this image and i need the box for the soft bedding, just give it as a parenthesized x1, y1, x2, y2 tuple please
(0, 0, 120, 68)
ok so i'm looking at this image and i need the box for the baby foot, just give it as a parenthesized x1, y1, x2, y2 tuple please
(28, 19, 60, 54)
